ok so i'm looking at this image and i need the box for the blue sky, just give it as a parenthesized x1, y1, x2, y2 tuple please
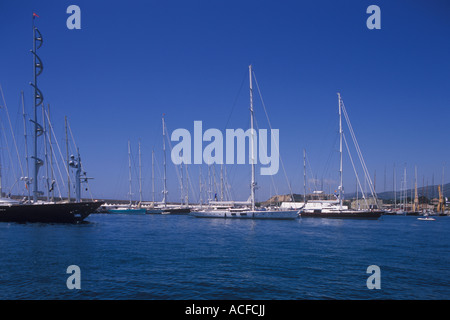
(0, 1, 449, 202)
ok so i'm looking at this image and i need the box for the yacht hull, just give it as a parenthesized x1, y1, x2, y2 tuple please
(191, 210, 298, 220)
(0, 201, 103, 223)
(162, 208, 191, 215)
(145, 209, 164, 214)
(107, 208, 147, 214)
(300, 210, 382, 219)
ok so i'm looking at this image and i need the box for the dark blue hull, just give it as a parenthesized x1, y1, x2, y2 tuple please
(0, 201, 104, 223)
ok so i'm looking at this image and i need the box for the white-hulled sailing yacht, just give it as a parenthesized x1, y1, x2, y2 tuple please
(191, 65, 298, 220)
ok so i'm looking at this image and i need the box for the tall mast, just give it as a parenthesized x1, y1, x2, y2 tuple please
(162, 115, 167, 207)
(128, 140, 132, 206)
(440, 164, 445, 213)
(180, 161, 184, 205)
(65, 116, 70, 202)
(31, 16, 44, 202)
(442, 164, 445, 201)
(21, 91, 31, 202)
(303, 149, 307, 204)
(152, 149, 155, 203)
(186, 163, 189, 206)
(403, 165, 407, 210)
(69, 147, 82, 203)
(42, 104, 49, 201)
(213, 164, 217, 200)
(199, 167, 203, 206)
(138, 140, 142, 206)
(210, 165, 213, 202)
(249, 65, 256, 211)
(47, 104, 55, 202)
(413, 165, 419, 212)
(0, 138, 1, 198)
(76, 149, 81, 202)
(0, 113, 2, 197)
(338, 93, 343, 210)
(393, 163, 396, 210)
(374, 170, 376, 193)
(220, 164, 224, 201)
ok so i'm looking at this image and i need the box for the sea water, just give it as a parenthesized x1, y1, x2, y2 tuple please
(0, 214, 448, 300)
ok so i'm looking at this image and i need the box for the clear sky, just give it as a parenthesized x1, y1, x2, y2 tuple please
(0, 0, 449, 203)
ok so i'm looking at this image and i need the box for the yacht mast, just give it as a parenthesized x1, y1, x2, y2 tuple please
(199, 167, 203, 206)
(338, 93, 343, 210)
(303, 149, 307, 204)
(68, 147, 82, 203)
(180, 161, 184, 205)
(249, 65, 256, 211)
(139, 140, 142, 206)
(393, 163, 396, 210)
(48, 104, 55, 202)
(186, 163, 189, 206)
(162, 115, 167, 207)
(65, 116, 70, 202)
(403, 165, 407, 211)
(21, 91, 31, 202)
(413, 165, 419, 212)
(152, 149, 155, 203)
(42, 104, 49, 202)
(220, 164, 224, 201)
(31, 17, 44, 203)
(128, 140, 132, 206)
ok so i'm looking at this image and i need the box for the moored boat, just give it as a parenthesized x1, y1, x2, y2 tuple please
(299, 93, 382, 220)
(191, 65, 298, 220)
(161, 206, 191, 214)
(193, 207, 298, 219)
(107, 207, 147, 214)
(417, 216, 436, 221)
(0, 201, 102, 223)
(300, 208, 382, 219)
(0, 15, 103, 223)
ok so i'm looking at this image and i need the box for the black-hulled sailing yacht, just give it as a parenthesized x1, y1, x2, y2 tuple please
(300, 93, 383, 219)
(0, 15, 102, 223)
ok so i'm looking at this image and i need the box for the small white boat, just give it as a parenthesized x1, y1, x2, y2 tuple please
(418, 216, 436, 221)
(107, 206, 147, 214)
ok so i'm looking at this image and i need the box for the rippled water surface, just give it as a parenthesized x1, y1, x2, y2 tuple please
(0, 214, 449, 299)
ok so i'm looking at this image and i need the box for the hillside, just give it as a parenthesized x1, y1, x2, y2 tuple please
(349, 182, 450, 201)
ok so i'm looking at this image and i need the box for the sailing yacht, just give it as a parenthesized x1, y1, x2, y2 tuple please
(300, 93, 382, 219)
(0, 15, 102, 223)
(107, 141, 146, 214)
(191, 65, 298, 220)
(146, 115, 190, 215)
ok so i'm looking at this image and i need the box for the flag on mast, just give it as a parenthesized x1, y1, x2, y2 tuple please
(33, 12, 39, 19)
